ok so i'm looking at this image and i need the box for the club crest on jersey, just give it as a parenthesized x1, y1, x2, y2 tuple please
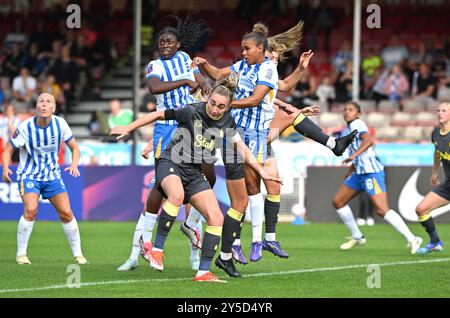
(146, 63, 153, 74)
(266, 69, 273, 80)
(12, 130, 20, 139)
(194, 121, 202, 129)
(26, 182, 34, 189)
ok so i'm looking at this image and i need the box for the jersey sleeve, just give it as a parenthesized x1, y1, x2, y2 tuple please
(351, 119, 369, 137)
(145, 61, 164, 80)
(9, 123, 27, 149)
(182, 52, 200, 75)
(174, 105, 195, 125)
(59, 118, 74, 143)
(256, 62, 278, 89)
(230, 59, 244, 72)
(431, 128, 438, 144)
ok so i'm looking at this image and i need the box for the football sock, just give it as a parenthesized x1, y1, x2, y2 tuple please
(249, 193, 264, 242)
(384, 210, 415, 243)
(62, 217, 82, 257)
(336, 205, 364, 239)
(142, 212, 157, 243)
(154, 202, 180, 250)
(419, 214, 441, 243)
(221, 208, 244, 255)
(264, 194, 280, 239)
(17, 216, 34, 257)
(199, 225, 222, 271)
(130, 213, 145, 260)
(293, 113, 332, 147)
(186, 206, 202, 229)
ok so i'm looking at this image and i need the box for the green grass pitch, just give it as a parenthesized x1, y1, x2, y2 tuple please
(0, 221, 449, 297)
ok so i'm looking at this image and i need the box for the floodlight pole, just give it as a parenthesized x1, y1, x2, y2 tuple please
(132, 0, 142, 165)
(352, 0, 362, 102)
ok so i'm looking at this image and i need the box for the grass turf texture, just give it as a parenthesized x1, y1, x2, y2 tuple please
(0, 221, 449, 298)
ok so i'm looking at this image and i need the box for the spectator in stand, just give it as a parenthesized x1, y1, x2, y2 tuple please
(12, 67, 36, 112)
(30, 19, 51, 52)
(362, 46, 382, 78)
(409, 41, 435, 66)
(1, 43, 24, 80)
(41, 74, 64, 113)
(383, 64, 409, 101)
(332, 40, 353, 74)
(0, 103, 21, 148)
(292, 68, 317, 108)
(3, 19, 28, 51)
(335, 61, 363, 103)
(0, 88, 5, 111)
(381, 35, 409, 69)
(410, 63, 438, 106)
(38, 40, 63, 74)
(50, 45, 78, 111)
(71, 34, 92, 100)
(369, 68, 389, 105)
(20, 42, 45, 77)
(108, 99, 133, 129)
(316, 74, 335, 106)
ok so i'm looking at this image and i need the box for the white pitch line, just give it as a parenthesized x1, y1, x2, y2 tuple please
(1, 257, 449, 294)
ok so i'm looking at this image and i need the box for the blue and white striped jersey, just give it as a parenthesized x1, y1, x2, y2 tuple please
(230, 57, 279, 131)
(10, 116, 73, 181)
(145, 51, 199, 126)
(342, 119, 384, 174)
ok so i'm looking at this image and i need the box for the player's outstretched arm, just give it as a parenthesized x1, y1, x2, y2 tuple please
(64, 138, 80, 177)
(110, 111, 166, 139)
(191, 57, 231, 81)
(342, 133, 374, 164)
(233, 138, 283, 184)
(2, 143, 14, 183)
(146, 76, 199, 95)
(230, 85, 271, 109)
(278, 50, 314, 92)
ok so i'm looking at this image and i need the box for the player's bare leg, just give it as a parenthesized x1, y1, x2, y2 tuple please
(370, 192, 422, 254)
(50, 192, 88, 264)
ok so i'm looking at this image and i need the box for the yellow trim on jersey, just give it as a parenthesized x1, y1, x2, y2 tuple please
(20, 180, 24, 197)
(257, 141, 264, 164)
(163, 201, 180, 217)
(293, 113, 306, 126)
(266, 194, 281, 203)
(155, 137, 163, 159)
(269, 89, 275, 104)
(227, 208, 243, 221)
(373, 177, 382, 195)
(419, 214, 431, 222)
(205, 225, 222, 237)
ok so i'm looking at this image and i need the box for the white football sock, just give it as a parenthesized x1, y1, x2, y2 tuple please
(62, 217, 82, 257)
(186, 206, 202, 229)
(142, 212, 157, 243)
(265, 233, 276, 241)
(220, 252, 232, 260)
(384, 209, 416, 243)
(17, 216, 35, 257)
(249, 193, 264, 242)
(336, 205, 363, 239)
(233, 239, 241, 245)
(326, 136, 336, 149)
(130, 213, 145, 260)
